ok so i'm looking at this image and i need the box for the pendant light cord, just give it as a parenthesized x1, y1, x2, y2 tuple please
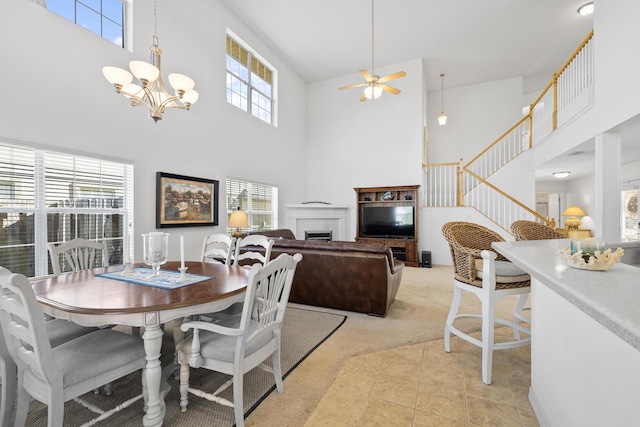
(440, 73, 445, 110)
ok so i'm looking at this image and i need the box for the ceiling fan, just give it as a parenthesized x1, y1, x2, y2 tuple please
(338, 0, 406, 102)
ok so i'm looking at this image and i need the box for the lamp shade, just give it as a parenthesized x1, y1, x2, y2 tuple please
(228, 209, 248, 228)
(562, 205, 586, 217)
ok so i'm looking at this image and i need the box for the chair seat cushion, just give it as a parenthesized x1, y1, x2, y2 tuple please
(45, 319, 98, 348)
(475, 259, 530, 284)
(177, 320, 273, 363)
(52, 329, 145, 388)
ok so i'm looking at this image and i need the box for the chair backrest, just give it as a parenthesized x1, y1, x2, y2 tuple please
(510, 220, 566, 241)
(47, 238, 109, 275)
(233, 234, 274, 267)
(0, 267, 59, 390)
(239, 253, 303, 348)
(201, 234, 235, 265)
(441, 222, 507, 284)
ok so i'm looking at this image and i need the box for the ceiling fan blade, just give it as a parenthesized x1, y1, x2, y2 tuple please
(360, 93, 368, 102)
(378, 71, 407, 83)
(359, 70, 373, 81)
(380, 84, 401, 95)
(338, 82, 366, 91)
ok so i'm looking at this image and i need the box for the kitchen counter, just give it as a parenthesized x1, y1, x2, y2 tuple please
(492, 238, 640, 351)
(492, 238, 640, 427)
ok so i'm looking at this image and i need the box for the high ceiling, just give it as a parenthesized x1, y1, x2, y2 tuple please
(219, 1, 640, 182)
(220, 0, 594, 93)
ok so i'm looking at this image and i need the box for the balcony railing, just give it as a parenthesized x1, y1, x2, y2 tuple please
(423, 30, 594, 231)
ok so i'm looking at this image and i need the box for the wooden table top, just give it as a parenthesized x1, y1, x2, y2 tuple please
(32, 261, 250, 316)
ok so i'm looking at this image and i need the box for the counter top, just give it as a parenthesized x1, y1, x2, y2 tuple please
(492, 239, 640, 351)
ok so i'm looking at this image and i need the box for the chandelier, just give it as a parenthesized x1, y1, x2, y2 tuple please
(102, 0, 198, 123)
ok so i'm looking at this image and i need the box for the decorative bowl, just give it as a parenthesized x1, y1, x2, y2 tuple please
(559, 246, 624, 271)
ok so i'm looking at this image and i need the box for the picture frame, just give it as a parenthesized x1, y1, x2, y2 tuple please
(156, 172, 219, 228)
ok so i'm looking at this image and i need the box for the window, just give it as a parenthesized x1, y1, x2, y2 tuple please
(226, 33, 276, 125)
(38, 0, 125, 47)
(226, 178, 278, 234)
(0, 140, 134, 278)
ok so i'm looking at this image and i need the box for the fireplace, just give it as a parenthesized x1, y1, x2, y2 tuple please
(286, 203, 349, 241)
(305, 230, 332, 242)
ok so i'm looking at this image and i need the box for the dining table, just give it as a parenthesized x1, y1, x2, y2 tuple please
(31, 260, 251, 427)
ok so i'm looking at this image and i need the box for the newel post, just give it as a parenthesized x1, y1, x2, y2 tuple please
(456, 159, 464, 207)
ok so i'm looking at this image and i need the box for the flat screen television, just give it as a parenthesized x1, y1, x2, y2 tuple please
(360, 205, 415, 238)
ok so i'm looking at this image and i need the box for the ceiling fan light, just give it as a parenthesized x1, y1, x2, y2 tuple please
(363, 85, 382, 100)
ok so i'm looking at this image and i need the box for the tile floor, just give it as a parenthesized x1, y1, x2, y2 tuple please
(304, 328, 538, 427)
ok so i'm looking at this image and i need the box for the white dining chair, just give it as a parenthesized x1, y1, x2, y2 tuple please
(201, 234, 235, 265)
(48, 238, 140, 345)
(0, 268, 101, 426)
(47, 238, 110, 275)
(0, 266, 146, 427)
(233, 234, 274, 267)
(177, 253, 303, 427)
(199, 234, 274, 322)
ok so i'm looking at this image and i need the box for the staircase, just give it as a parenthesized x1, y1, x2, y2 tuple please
(423, 31, 594, 233)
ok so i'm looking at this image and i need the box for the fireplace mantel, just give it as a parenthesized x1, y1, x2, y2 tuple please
(286, 203, 349, 241)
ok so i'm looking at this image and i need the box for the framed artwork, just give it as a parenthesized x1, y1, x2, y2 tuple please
(156, 172, 219, 228)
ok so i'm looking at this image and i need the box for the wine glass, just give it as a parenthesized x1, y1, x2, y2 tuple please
(142, 232, 170, 277)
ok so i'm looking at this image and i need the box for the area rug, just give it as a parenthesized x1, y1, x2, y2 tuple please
(8, 306, 346, 426)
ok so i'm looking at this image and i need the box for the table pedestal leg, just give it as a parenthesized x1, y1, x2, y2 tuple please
(142, 324, 165, 427)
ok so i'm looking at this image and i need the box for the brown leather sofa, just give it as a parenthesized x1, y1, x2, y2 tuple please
(245, 229, 404, 317)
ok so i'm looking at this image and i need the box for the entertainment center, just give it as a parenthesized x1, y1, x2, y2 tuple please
(354, 185, 420, 267)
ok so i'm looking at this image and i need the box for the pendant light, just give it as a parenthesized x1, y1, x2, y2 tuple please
(438, 73, 447, 126)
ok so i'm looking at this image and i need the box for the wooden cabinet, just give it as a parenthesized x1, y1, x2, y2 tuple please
(354, 185, 420, 267)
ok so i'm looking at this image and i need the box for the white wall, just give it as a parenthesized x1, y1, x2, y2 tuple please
(306, 58, 425, 240)
(427, 77, 524, 165)
(0, 0, 308, 262)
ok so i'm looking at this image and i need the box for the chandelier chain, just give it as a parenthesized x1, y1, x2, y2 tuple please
(153, 0, 158, 38)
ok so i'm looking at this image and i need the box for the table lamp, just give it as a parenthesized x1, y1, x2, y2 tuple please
(562, 205, 586, 230)
(228, 207, 248, 237)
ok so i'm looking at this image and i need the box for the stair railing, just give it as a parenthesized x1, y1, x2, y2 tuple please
(423, 31, 594, 229)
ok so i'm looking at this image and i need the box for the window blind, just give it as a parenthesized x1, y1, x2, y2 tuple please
(0, 140, 133, 277)
(226, 178, 277, 233)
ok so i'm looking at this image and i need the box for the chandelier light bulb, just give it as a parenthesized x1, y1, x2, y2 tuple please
(168, 73, 195, 93)
(102, 66, 133, 87)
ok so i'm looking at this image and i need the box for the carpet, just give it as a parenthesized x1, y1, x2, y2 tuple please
(7, 306, 346, 426)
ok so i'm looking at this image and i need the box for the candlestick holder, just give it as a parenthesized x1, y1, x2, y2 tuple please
(122, 262, 134, 275)
(178, 266, 189, 282)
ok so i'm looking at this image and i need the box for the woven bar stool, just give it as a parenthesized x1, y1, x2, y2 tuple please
(441, 222, 531, 385)
(509, 220, 567, 336)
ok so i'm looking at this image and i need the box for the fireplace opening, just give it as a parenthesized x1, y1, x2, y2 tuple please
(305, 230, 332, 242)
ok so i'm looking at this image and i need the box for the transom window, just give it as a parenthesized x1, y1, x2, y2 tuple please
(226, 178, 278, 234)
(226, 34, 276, 125)
(38, 0, 125, 47)
(0, 140, 134, 278)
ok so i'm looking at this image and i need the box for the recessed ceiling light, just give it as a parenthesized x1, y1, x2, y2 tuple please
(553, 171, 571, 178)
(578, 2, 594, 16)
